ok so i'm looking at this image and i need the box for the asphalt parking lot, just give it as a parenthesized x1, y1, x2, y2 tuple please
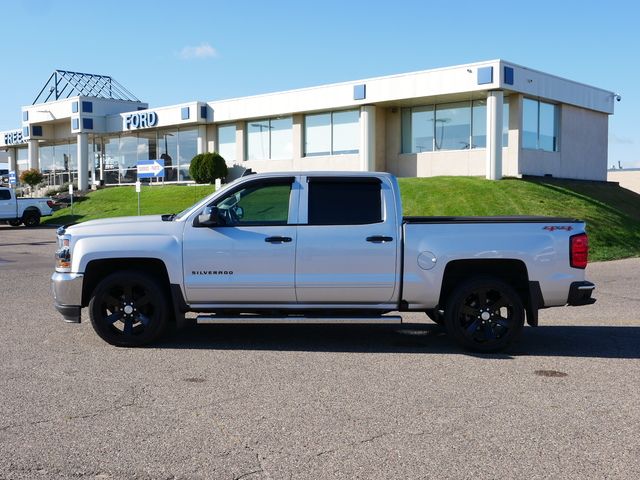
(0, 225, 639, 480)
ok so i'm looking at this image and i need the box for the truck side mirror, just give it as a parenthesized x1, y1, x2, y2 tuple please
(194, 206, 219, 227)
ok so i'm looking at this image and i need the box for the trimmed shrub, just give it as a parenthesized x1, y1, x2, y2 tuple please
(189, 152, 228, 184)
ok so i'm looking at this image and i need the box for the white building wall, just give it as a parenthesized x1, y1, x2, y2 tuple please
(608, 171, 640, 194)
(518, 104, 608, 181)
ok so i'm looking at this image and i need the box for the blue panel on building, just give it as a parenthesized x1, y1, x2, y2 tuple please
(181, 107, 190, 120)
(22, 111, 29, 121)
(477, 67, 493, 85)
(504, 66, 514, 85)
(82, 118, 94, 130)
(72, 102, 79, 113)
(82, 101, 93, 113)
(200, 105, 207, 119)
(32, 126, 43, 137)
(353, 84, 366, 100)
(22, 127, 29, 137)
(72, 118, 79, 130)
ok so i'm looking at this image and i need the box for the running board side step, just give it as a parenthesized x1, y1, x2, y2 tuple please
(196, 315, 403, 325)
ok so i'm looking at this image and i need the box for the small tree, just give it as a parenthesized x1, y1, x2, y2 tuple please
(189, 152, 228, 184)
(19, 168, 44, 195)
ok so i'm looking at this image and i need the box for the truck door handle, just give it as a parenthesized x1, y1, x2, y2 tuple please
(265, 236, 292, 243)
(366, 236, 393, 243)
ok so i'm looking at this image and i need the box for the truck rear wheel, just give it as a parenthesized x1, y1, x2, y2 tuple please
(444, 277, 524, 352)
(23, 211, 40, 227)
(88, 271, 169, 347)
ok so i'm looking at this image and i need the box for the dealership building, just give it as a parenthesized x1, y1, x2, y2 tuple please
(0, 60, 616, 190)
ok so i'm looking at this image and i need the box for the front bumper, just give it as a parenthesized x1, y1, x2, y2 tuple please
(567, 281, 596, 306)
(51, 272, 84, 323)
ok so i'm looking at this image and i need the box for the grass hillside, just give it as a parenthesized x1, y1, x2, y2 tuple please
(43, 177, 640, 262)
(399, 177, 640, 261)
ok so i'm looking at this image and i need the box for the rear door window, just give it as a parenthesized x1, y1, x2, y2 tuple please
(307, 178, 382, 225)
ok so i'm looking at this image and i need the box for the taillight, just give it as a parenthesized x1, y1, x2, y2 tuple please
(570, 233, 588, 269)
(47, 200, 54, 208)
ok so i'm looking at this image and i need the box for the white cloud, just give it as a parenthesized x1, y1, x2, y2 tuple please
(178, 43, 218, 60)
(609, 133, 634, 145)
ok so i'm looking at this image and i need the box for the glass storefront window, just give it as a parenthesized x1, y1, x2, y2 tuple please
(247, 119, 271, 161)
(539, 101, 558, 151)
(158, 130, 178, 182)
(472, 100, 487, 148)
(270, 117, 293, 160)
(304, 113, 331, 156)
(503, 102, 510, 147)
(177, 128, 198, 181)
(304, 110, 359, 156)
(218, 124, 236, 163)
(523, 98, 558, 152)
(332, 110, 359, 154)
(16, 148, 28, 174)
(246, 117, 292, 161)
(522, 98, 538, 150)
(435, 102, 471, 150)
(402, 100, 509, 153)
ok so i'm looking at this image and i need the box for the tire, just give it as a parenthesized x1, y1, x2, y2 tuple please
(444, 276, 524, 352)
(425, 309, 444, 326)
(88, 271, 169, 347)
(8, 219, 21, 227)
(23, 211, 40, 227)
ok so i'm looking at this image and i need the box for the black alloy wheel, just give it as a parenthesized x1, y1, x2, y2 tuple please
(23, 212, 40, 227)
(89, 271, 169, 347)
(444, 277, 524, 352)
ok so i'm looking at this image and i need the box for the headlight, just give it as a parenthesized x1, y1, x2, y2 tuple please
(55, 235, 72, 272)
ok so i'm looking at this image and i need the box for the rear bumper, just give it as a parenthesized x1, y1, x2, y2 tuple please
(567, 281, 596, 306)
(51, 272, 84, 323)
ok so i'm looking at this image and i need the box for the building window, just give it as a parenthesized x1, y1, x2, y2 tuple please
(16, 148, 28, 174)
(304, 109, 359, 156)
(177, 128, 197, 181)
(436, 102, 471, 150)
(246, 117, 293, 161)
(38, 141, 78, 187)
(217, 124, 236, 163)
(472, 100, 487, 148)
(522, 98, 559, 152)
(401, 100, 510, 153)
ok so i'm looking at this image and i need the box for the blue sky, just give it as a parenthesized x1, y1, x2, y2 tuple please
(0, 0, 637, 167)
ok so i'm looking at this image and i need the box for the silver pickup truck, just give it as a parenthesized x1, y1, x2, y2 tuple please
(51, 172, 595, 352)
(0, 186, 54, 226)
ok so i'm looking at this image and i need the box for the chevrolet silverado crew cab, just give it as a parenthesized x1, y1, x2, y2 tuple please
(0, 186, 54, 227)
(51, 172, 595, 352)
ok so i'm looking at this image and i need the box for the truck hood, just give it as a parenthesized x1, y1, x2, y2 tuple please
(66, 215, 175, 235)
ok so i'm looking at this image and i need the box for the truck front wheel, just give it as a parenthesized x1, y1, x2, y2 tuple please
(88, 271, 169, 347)
(444, 277, 524, 352)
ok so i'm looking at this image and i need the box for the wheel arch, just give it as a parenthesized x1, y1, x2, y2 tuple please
(82, 258, 171, 308)
(21, 206, 41, 219)
(438, 259, 540, 326)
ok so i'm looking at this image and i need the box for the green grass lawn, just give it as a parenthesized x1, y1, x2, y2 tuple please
(45, 184, 216, 225)
(43, 177, 640, 262)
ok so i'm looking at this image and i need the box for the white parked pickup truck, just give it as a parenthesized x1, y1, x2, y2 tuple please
(0, 186, 54, 226)
(51, 172, 596, 352)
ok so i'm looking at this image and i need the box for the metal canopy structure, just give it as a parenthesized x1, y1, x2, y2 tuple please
(33, 69, 140, 105)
